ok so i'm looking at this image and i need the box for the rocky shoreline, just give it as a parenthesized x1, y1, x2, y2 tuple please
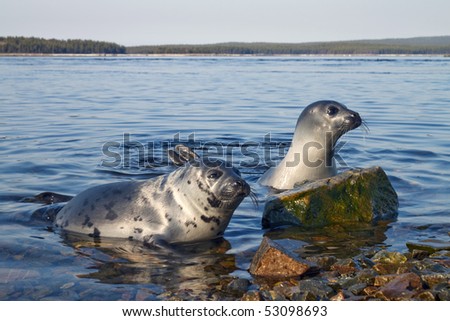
(208, 247, 449, 301)
(242, 247, 449, 301)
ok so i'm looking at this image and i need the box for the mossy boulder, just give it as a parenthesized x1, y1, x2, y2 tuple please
(262, 166, 398, 228)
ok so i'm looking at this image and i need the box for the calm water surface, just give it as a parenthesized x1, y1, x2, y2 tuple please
(0, 56, 449, 300)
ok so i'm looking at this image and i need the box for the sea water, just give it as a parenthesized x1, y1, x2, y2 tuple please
(0, 56, 449, 299)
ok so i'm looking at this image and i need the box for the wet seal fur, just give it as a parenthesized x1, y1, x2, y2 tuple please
(55, 145, 250, 244)
(259, 100, 362, 190)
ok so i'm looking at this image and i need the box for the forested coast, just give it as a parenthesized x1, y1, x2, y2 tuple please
(0, 37, 126, 54)
(128, 36, 450, 55)
(1, 36, 450, 55)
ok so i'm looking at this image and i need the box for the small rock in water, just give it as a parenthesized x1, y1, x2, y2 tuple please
(249, 237, 317, 278)
(406, 240, 450, 254)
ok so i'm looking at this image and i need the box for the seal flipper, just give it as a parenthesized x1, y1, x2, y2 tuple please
(30, 203, 65, 223)
(21, 192, 73, 205)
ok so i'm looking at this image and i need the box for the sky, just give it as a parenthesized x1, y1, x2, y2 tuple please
(1, 0, 450, 46)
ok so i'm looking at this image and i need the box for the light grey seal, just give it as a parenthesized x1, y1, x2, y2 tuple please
(259, 100, 362, 190)
(54, 145, 251, 244)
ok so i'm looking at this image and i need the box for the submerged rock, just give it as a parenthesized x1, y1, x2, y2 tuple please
(262, 166, 398, 228)
(406, 240, 450, 254)
(249, 237, 317, 278)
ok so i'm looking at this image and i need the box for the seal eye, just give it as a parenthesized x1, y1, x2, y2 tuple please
(327, 106, 339, 116)
(207, 170, 222, 180)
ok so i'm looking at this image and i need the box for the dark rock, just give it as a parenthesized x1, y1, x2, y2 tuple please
(411, 249, 430, 260)
(406, 240, 450, 254)
(354, 254, 375, 268)
(296, 279, 335, 300)
(372, 263, 399, 275)
(249, 237, 317, 278)
(226, 278, 250, 294)
(291, 291, 318, 301)
(348, 283, 368, 296)
(430, 250, 450, 258)
(432, 283, 450, 301)
(362, 286, 379, 296)
(331, 258, 360, 276)
(262, 166, 398, 228)
(413, 291, 436, 300)
(414, 258, 450, 274)
(305, 256, 337, 271)
(375, 273, 423, 301)
(241, 290, 261, 301)
(354, 269, 378, 285)
(272, 281, 301, 300)
(333, 276, 361, 291)
(260, 290, 287, 301)
(420, 273, 450, 289)
(374, 274, 399, 287)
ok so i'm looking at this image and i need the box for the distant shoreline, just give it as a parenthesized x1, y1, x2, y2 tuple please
(3, 36, 450, 56)
(1, 53, 449, 58)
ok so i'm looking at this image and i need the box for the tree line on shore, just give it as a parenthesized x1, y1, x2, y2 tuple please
(1, 36, 450, 55)
(127, 39, 450, 55)
(0, 36, 126, 54)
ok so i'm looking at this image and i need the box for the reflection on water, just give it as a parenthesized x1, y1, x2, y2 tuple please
(66, 233, 236, 296)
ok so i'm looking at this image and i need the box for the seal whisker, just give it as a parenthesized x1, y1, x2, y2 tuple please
(361, 119, 370, 135)
(249, 190, 259, 208)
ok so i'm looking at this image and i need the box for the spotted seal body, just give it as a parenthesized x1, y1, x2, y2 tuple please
(259, 100, 362, 190)
(55, 150, 250, 244)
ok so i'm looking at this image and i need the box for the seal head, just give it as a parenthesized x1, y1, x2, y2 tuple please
(259, 100, 361, 190)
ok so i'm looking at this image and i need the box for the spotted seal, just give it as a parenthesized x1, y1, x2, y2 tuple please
(259, 100, 362, 190)
(54, 145, 251, 244)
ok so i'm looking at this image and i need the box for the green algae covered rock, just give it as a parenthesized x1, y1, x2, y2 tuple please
(262, 166, 398, 228)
